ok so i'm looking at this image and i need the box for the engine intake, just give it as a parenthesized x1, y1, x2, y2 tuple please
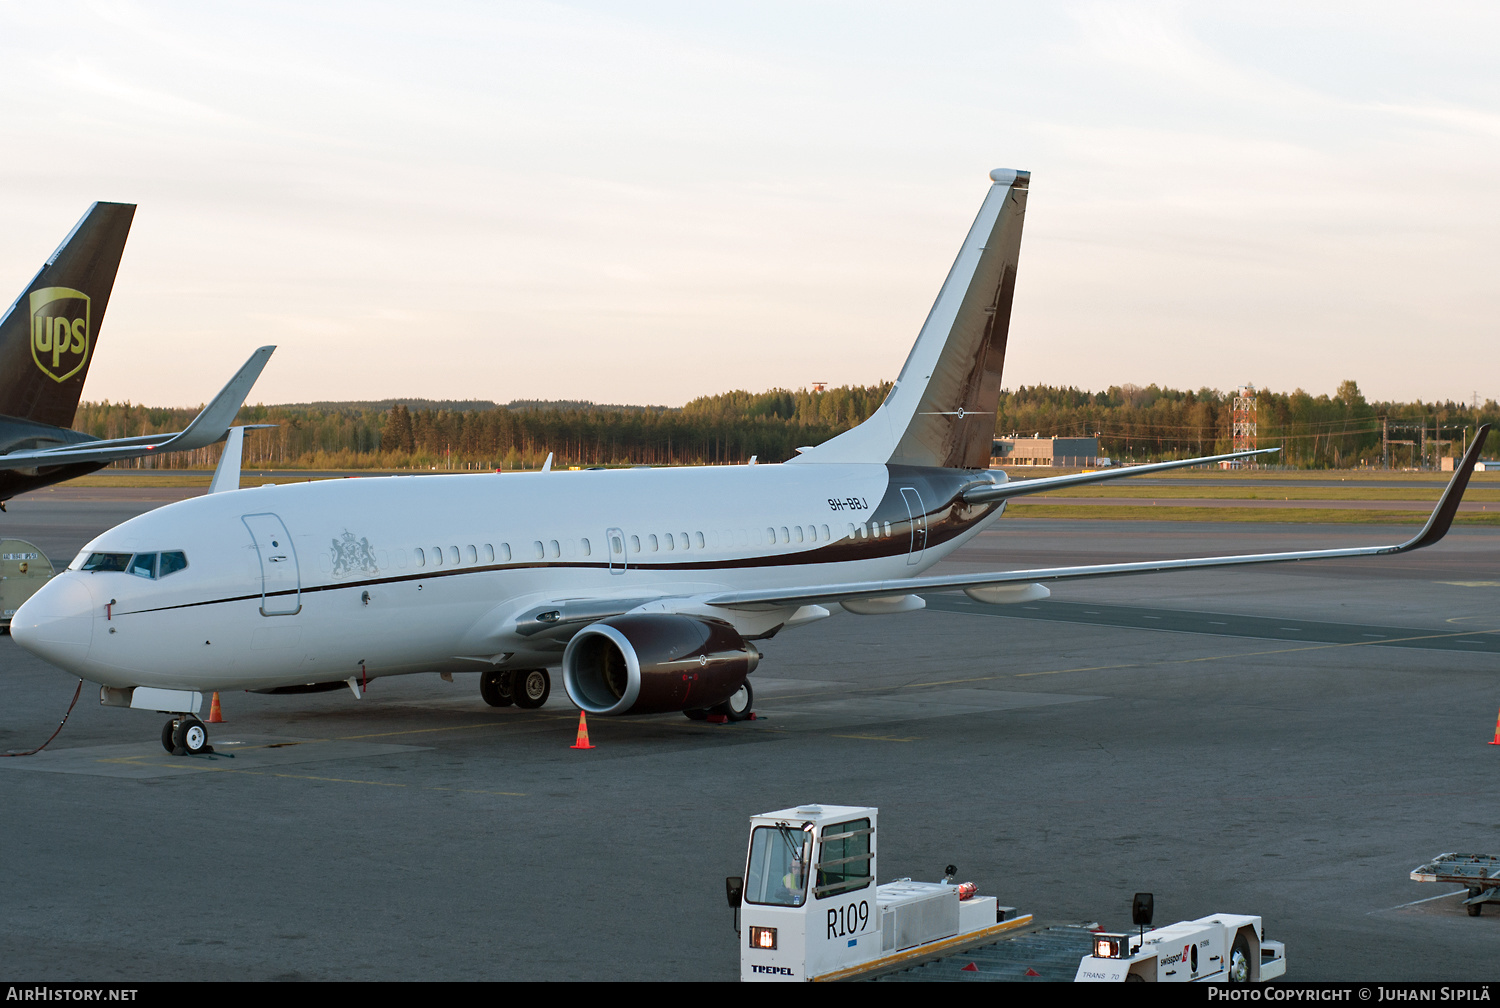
(562, 613, 759, 716)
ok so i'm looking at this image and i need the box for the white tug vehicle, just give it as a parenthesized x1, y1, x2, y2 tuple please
(727, 803, 1287, 983)
(1076, 896, 1287, 983)
(728, 804, 1030, 982)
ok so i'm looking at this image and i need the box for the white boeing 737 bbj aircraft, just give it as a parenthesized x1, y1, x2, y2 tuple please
(12, 170, 1491, 755)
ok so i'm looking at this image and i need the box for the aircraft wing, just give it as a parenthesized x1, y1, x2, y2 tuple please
(703, 424, 1492, 613)
(0, 347, 275, 470)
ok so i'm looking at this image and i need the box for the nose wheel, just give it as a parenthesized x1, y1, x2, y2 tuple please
(161, 716, 212, 755)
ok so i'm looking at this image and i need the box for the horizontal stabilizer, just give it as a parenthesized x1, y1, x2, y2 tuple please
(963, 447, 1280, 504)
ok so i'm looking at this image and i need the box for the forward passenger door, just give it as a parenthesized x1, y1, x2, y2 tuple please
(242, 513, 301, 615)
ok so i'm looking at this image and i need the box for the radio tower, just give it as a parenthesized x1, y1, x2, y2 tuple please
(1232, 384, 1258, 469)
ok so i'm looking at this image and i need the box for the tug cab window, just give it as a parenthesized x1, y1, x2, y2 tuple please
(814, 818, 873, 899)
(744, 825, 812, 907)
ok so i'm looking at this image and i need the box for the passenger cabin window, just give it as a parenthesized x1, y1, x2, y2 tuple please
(482, 544, 494, 563)
(533, 541, 545, 560)
(580, 538, 591, 556)
(466, 545, 478, 564)
(500, 543, 512, 562)
(414, 548, 425, 566)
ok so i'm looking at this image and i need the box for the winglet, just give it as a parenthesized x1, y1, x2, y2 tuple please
(1390, 423, 1492, 554)
(158, 346, 276, 452)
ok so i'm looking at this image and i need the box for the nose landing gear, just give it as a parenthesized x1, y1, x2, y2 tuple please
(161, 716, 212, 755)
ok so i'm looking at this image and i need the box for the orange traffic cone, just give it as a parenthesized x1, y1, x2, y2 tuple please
(1488, 706, 1500, 745)
(570, 710, 594, 750)
(208, 692, 223, 723)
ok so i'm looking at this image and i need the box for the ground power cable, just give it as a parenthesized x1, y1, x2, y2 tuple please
(1, 679, 82, 756)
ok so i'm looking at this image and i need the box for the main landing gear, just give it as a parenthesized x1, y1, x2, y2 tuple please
(161, 716, 212, 755)
(684, 682, 754, 722)
(481, 669, 551, 709)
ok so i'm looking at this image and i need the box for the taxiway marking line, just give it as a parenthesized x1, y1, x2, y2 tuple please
(1375, 890, 1468, 912)
(194, 766, 529, 795)
(1010, 627, 1500, 678)
(830, 734, 922, 742)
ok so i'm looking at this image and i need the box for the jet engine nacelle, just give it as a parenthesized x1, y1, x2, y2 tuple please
(561, 613, 760, 716)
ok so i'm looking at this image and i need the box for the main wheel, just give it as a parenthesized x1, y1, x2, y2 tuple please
(683, 708, 710, 721)
(161, 719, 177, 753)
(512, 669, 550, 709)
(172, 716, 210, 755)
(1227, 934, 1252, 983)
(711, 682, 753, 722)
(480, 670, 514, 707)
(1468, 888, 1483, 916)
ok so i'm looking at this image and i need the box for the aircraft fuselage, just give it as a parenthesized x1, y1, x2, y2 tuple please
(17, 462, 1004, 692)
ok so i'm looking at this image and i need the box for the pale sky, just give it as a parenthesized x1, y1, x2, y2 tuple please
(1, 1, 1496, 408)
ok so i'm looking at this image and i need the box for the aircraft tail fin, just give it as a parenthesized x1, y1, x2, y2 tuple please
(0, 202, 136, 428)
(790, 170, 1027, 469)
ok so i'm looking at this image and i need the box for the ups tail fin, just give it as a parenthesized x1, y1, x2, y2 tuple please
(791, 170, 1027, 469)
(0, 202, 136, 427)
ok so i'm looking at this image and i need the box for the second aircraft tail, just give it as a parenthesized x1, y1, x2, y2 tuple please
(0, 202, 136, 428)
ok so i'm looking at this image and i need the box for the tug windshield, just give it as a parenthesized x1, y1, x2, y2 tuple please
(744, 824, 811, 907)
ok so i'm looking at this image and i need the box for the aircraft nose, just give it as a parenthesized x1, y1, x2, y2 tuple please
(11, 575, 95, 668)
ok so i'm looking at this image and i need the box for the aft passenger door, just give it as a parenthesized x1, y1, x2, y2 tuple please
(899, 487, 927, 565)
(242, 512, 301, 615)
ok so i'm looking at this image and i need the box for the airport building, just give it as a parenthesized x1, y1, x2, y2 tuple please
(991, 436, 1100, 467)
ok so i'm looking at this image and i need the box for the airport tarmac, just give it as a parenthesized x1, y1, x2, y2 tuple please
(2, 488, 1498, 981)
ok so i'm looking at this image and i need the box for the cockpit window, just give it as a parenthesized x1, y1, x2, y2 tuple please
(81, 552, 132, 572)
(81, 551, 188, 579)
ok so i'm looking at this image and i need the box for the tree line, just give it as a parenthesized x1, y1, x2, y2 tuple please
(70, 379, 1497, 471)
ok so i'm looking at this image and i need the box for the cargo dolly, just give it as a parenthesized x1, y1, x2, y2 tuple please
(1410, 853, 1500, 916)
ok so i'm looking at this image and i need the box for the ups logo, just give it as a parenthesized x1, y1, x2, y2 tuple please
(30, 286, 91, 383)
